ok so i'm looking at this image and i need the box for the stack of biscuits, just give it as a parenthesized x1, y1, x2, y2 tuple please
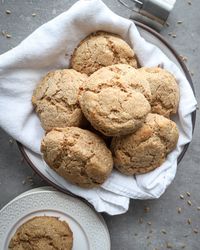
(32, 32, 179, 188)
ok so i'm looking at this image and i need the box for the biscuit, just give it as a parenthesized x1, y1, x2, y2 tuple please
(138, 67, 179, 117)
(41, 127, 113, 188)
(71, 31, 138, 75)
(9, 216, 73, 250)
(32, 69, 87, 131)
(111, 113, 179, 175)
(79, 64, 151, 136)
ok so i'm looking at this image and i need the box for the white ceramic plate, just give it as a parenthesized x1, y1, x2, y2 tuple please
(11, 186, 109, 230)
(0, 188, 110, 250)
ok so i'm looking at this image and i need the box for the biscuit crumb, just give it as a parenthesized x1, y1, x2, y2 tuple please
(9, 139, 14, 145)
(6, 10, 11, 14)
(6, 33, 12, 38)
(186, 192, 191, 197)
(161, 229, 167, 234)
(177, 207, 182, 214)
(139, 218, 143, 224)
(166, 242, 173, 249)
(1, 30, 6, 36)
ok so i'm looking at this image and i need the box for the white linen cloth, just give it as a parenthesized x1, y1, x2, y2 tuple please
(0, 0, 197, 215)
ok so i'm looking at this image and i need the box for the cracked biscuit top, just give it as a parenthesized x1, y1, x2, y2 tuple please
(138, 67, 179, 117)
(32, 69, 87, 131)
(41, 127, 113, 188)
(111, 113, 179, 175)
(9, 216, 73, 250)
(71, 31, 138, 75)
(79, 64, 151, 136)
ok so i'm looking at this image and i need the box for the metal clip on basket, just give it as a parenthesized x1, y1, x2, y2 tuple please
(118, 0, 176, 31)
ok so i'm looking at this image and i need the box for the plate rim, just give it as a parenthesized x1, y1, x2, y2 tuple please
(16, 21, 196, 200)
(0, 188, 111, 249)
(9, 186, 110, 237)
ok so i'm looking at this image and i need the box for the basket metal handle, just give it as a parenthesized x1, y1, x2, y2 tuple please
(118, 0, 176, 31)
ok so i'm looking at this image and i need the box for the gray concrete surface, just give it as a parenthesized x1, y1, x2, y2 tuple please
(0, 1, 199, 249)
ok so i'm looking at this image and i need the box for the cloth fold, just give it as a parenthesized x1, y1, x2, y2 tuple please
(0, 0, 197, 215)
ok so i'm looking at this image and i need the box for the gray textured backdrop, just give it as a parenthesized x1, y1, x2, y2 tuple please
(0, 1, 199, 249)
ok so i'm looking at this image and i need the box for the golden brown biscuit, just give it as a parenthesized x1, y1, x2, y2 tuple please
(79, 64, 151, 136)
(41, 127, 113, 188)
(71, 31, 138, 75)
(9, 216, 73, 250)
(111, 113, 179, 175)
(138, 67, 179, 117)
(32, 69, 87, 131)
